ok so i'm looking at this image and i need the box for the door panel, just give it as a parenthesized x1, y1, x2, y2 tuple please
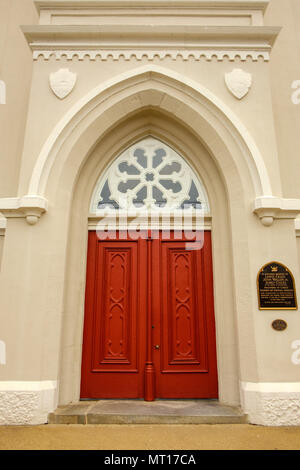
(81, 231, 218, 399)
(92, 243, 138, 372)
(152, 232, 218, 398)
(161, 242, 208, 371)
(80, 232, 147, 398)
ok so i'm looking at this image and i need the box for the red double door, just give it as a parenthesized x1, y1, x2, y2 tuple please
(81, 231, 218, 400)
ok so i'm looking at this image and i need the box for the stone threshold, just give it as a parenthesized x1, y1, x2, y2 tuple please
(48, 399, 248, 425)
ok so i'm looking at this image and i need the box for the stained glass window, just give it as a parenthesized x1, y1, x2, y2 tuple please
(90, 137, 210, 214)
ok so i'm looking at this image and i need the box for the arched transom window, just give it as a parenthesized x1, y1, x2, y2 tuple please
(90, 137, 210, 214)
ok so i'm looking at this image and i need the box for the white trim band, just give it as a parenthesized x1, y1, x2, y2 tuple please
(0, 380, 57, 392)
(241, 381, 300, 393)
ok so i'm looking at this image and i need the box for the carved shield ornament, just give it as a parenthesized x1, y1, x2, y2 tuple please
(49, 68, 77, 99)
(225, 68, 252, 100)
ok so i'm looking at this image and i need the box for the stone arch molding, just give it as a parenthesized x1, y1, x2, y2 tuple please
(30, 65, 271, 196)
(2, 65, 299, 226)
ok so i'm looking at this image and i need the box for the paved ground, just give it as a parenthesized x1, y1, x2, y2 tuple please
(0, 424, 300, 450)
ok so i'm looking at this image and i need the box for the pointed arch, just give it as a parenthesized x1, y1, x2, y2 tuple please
(26, 65, 273, 199)
(90, 136, 210, 214)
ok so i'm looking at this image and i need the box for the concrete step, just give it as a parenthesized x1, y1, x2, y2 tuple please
(48, 399, 248, 425)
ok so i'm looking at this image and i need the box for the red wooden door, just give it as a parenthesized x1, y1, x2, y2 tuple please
(80, 232, 147, 398)
(80, 231, 218, 399)
(151, 232, 218, 398)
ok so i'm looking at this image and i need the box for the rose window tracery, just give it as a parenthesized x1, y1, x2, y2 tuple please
(90, 137, 209, 213)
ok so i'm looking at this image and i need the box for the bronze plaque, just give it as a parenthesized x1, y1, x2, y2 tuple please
(257, 262, 298, 310)
(272, 319, 288, 331)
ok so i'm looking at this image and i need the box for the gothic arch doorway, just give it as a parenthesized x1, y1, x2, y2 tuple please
(80, 137, 218, 400)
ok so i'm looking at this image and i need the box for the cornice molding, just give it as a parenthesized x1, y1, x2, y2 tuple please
(22, 25, 280, 62)
(34, 1, 270, 13)
(254, 197, 300, 227)
(32, 49, 270, 62)
(0, 196, 48, 225)
(22, 25, 280, 46)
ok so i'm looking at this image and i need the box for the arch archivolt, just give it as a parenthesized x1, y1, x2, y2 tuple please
(28, 65, 272, 201)
(57, 109, 249, 406)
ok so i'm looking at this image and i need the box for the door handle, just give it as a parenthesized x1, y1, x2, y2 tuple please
(154, 345, 160, 350)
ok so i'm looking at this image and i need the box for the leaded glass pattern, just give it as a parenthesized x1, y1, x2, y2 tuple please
(90, 137, 210, 213)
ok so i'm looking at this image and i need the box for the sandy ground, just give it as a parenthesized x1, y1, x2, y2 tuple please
(0, 424, 300, 450)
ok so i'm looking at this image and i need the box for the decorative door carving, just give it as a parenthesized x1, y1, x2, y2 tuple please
(151, 232, 218, 398)
(80, 231, 218, 399)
